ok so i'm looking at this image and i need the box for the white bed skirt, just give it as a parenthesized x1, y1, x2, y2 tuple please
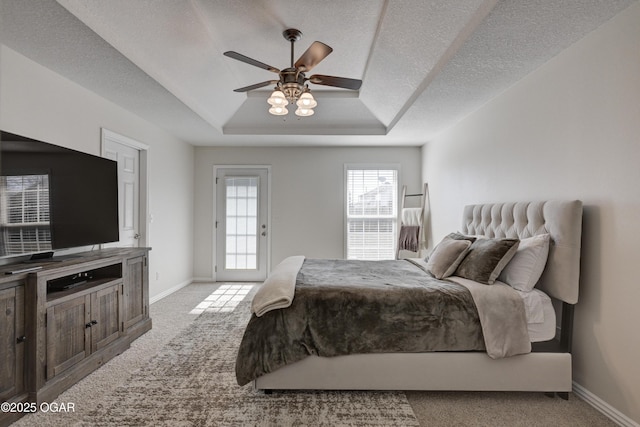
(254, 352, 572, 392)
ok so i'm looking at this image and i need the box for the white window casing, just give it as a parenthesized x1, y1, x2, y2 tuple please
(344, 165, 399, 260)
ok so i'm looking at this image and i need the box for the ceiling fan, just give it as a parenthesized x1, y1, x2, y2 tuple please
(223, 28, 362, 116)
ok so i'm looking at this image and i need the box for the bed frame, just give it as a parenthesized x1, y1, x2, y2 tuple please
(254, 200, 583, 396)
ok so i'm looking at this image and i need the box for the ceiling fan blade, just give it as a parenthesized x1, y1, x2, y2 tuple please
(224, 51, 280, 73)
(233, 80, 279, 92)
(308, 74, 362, 90)
(294, 41, 333, 72)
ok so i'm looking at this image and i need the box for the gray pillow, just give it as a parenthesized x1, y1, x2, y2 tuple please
(425, 232, 476, 262)
(446, 232, 477, 243)
(454, 238, 520, 285)
(426, 238, 472, 279)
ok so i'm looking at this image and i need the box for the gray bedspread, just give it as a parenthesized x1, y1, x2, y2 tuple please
(236, 259, 485, 386)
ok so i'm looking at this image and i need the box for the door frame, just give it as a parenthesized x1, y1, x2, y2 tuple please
(213, 165, 271, 282)
(101, 128, 149, 248)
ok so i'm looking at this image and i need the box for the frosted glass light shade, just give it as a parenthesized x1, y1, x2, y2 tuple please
(296, 92, 317, 108)
(295, 107, 314, 117)
(267, 90, 288, 106)
(268, 105, 288, 116)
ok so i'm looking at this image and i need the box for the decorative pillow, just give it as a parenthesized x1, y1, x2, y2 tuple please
(454, 238, 520, 285)
(498, 234, 551, 291)
(424, 232, 476, 262)
(426, 238, 472, 279)
(446, 232, 477, 243)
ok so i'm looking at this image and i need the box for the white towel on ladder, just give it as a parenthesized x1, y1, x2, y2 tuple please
(401, 208, 422, 226)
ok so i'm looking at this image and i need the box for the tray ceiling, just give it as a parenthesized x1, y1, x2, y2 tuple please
(0, 0, 635, 146)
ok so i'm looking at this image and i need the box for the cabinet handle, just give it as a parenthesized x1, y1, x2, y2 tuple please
(17, 336, 26, 343)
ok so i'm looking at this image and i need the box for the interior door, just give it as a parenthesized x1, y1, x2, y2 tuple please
(103, 138, 140, 247)
(215, 167, 269, 281)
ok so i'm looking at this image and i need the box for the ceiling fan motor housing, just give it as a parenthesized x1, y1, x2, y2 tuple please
(279, 67, 307, 102)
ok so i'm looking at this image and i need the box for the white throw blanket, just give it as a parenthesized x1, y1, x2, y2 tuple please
(251, 256, 305, 317)
(448, 276, 531, 358)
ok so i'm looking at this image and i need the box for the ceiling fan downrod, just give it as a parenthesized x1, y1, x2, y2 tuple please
(282, 28, 302, 68)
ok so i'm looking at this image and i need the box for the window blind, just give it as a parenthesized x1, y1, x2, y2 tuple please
(346, 168, 398, 260)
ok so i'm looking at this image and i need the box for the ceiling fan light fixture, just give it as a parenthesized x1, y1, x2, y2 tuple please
(295, 107, 315, 117)
(268, 105, 288, 116)
(267, 90, 288, 106)
(296, 92, 317, 108)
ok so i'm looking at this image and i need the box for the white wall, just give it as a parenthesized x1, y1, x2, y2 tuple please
(422, 3, 640, 424)
(193, 146, 422, 280)
(0, 45, 195, 300)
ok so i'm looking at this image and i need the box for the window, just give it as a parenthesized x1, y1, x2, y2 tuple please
(0, 175, 52, 256)
(224, 177, 258, 270)
(345, 166, 398, 260)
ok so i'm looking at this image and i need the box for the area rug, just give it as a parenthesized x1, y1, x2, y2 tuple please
(80, 296, 419, 426)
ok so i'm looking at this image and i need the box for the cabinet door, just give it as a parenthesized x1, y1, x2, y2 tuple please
(123, 255, 147, 330)
(90, 283, 122, 352)
(46, 295, 91, 380)
(0, 284, 25, 400)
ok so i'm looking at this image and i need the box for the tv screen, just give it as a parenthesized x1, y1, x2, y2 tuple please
(0, 130, 119, 258)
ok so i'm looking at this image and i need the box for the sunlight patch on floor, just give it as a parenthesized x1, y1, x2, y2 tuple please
(189, 284, 255, 315)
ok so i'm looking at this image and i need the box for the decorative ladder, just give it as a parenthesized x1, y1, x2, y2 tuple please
(396, 182, 429, 259)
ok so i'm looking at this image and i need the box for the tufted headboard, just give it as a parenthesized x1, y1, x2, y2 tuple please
(461, 200, 583, 304)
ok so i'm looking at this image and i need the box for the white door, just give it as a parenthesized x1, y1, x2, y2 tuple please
(103, 139, 140, 248)
(215, 167, 269, 281)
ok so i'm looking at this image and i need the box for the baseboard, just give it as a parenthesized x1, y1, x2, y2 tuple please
(573, 381, 639, 427)
(191, 276, 215, 283)
(149, 278, 193, 304)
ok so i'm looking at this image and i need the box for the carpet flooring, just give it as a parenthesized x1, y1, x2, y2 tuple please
(13, 282, 615, 426)
(80, 296, 418, 426)
(14, 283, 417, 426)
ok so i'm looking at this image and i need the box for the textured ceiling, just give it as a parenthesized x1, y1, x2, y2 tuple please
(0, 0, 635, 146)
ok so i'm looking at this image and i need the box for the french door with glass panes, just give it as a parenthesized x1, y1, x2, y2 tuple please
(215, 167, 269, 281)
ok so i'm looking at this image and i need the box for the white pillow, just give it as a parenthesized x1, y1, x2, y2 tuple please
(498, 234, 550, 291)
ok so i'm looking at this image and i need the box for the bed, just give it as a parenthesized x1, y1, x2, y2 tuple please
(237, 200, 583, 397)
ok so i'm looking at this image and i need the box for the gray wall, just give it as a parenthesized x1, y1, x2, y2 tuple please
(193, 146, 422, 280)
(0, 45, 195, 301)
(422, 4, 640, 423)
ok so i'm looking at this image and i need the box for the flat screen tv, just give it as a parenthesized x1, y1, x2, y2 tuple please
(0, 130, 119, 260)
